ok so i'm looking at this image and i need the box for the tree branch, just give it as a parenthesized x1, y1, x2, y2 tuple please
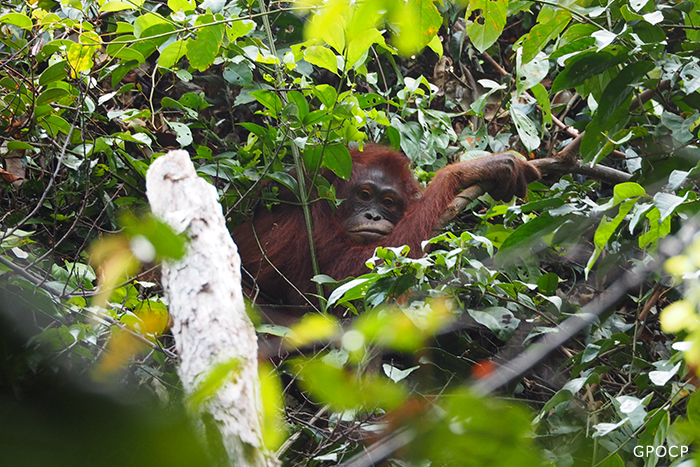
(146, 150, 278, 467)
(435, 156, 631, 230)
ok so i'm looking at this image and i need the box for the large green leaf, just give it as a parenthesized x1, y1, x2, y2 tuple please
(390, 0, 442, 55)
(227, 19, 255, 42)
(520, 7, 571, 63)
(465, 0, 508, 53)
(0, 12, 32, 29)
(596, 61, 655, 126)
(186, 14, 224, 71)
(36, 88, 72, 106)
(250, 90, 283, 116)
(586, 199, 637, 276)
(496, 213, 568, 262)
(323, 143, 352, 181)
(304, 46, 338, 75)
(38, 62, 68, 86)
(346, 27, 383, 69)
(158, 40, 187, 69)
(551, 50, 628, 93)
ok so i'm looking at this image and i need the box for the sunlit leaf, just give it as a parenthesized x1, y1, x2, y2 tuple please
(186, 14, 224, 71)
(304, 45, 338, 74)
(0, 12, 32, 29)
(465, 0, 508, 53)
(286, 314, 340, 348)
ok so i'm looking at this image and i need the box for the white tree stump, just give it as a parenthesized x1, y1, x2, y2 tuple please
(146, 150, 276, 467)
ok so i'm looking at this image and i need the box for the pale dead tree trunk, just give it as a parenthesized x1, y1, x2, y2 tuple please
(146, 150, 277, 467)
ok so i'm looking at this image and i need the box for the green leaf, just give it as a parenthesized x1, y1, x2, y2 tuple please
(303, 145, 322, 172)
(551, 50, 628, 93)
(250, 90, 283, 116)
(510, 106, 540, 152)
(133, 12, 170, 38)
(38, 114, 72, 136)
(228, 19, 255, 41)
(167, 121, 193, 147)
(304, 46, 338, 75)
(158, 40, 187, 69)
(0, 12, 33, 29)
(7, 141, 34, 151)
(287, 91, 309, 119)
(38, 62, 68, 86)
(106, 36, 147, 63)
(530, 83, 551, 125)
(579, 118, 606, 164)
(189, 358, 242, 409)
(223, 62, 253, 86)
(295, 360, 406, 411)
(557, 23, 598, 47)
(686, 4, 700, 41)
(312, 84, 338, 109)
(550, 37, 596, 62)
(100, 1, 137, 12)
(121, 212, 187, 260)
(661, 111, 696, 144)
(267, 172, 299, 197)
(465, 0, 508, 53)
(328, 276, 378, 307)
(353, 306, 436, 351)
(613, 182, 647, 206)
(115, 22, 134, 34)
(427, 34, 443, 56)
(346, 27, 383, 69)
(167, 0, 195, 12)
(537, 272, 559, 296)
(586, 198, 637, 275)
(323, 143, 352, 180)
(613, 182, 646, 205)
(390, 0, 442, 55)
(186, 14, 224, 71)
(597, 61, 654, 126)
(36, 87, 72, 106)
(520, 7, 571, 63)
(639, 207, 671, 249)
(653, 192, 687, 222)
(305, 7, 346, 54)
(357, 93, 388, 109)
(468, 307, 520, 341)
(517, 53, 549, 95)
(496, 213, 567, 262)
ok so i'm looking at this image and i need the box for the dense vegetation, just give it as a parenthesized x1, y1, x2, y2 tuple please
(2, 0, 700, 465)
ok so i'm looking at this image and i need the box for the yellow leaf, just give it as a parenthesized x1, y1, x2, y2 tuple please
(286, 314, 340, 348)
(660, 301, 697, 334)
(92, 329, 145, 381)
(66, 31, 101, 76)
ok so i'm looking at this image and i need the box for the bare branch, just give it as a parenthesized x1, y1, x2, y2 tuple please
(146, 150, 278, 467)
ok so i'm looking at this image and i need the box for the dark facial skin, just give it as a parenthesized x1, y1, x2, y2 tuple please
(344, 177, 404, 245)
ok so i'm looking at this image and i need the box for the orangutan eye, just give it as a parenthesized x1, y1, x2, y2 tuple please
(382, 197, 394, 207)
(358, 190, 372, 201)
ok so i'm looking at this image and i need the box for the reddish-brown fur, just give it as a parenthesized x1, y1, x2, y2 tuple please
(233, 144, 538, 306)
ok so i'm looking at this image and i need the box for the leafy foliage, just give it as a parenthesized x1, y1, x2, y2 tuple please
(1, 0, 700, 464)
